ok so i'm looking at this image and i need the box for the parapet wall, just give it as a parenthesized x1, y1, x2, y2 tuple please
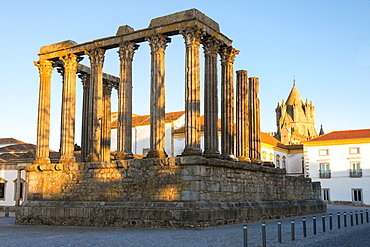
(16, 157, 325, 228)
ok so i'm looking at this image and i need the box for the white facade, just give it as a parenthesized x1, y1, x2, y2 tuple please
(303, 130, 370, 205)
(110, 112, 304, 176)
(0, 165, 27, 207)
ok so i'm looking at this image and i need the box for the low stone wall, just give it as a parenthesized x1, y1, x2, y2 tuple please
(16, 157, 326, 228)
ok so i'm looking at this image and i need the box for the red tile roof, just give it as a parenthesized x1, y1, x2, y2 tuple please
(0, 138, 26, 145)
(260, 132, 287, 148)
(304, 129, 370, 142)
(111, 111, 185, 128)
(0, 144, 36, 153)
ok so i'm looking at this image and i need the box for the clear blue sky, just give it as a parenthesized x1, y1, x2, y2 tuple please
(1, 0, 369, 150)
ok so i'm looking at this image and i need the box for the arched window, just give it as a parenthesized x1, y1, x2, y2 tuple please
(269, 153, 274, 162)
(13, 178, 26, 200)
(282, 156, 286, 169)
(276, 155, 280, 168)
(262, 151, 266, 161)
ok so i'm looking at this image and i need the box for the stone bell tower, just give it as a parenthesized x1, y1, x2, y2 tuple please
(275, 82, 317, 144)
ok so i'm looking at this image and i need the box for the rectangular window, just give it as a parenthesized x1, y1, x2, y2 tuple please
(142, 148, 150, 156)
(0, 183, 5, 200)
(320, 163, 331, 178)
(352, 189, 363, 202)
(349, 147, 360, 154)
(322, 189, 330, 201)
(319, 149, 329, 156)
(350, 162, 362, 177)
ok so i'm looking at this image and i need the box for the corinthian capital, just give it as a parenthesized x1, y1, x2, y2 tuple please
(202, 36, 220, 56)
(60, 53, 80, 73)
(146, 34, 171, 54)
(103, 79, 113, 95)
(180, 27, 205, 46)
(118, 41, 139, 62)
(87, 48, 105, 65)
(219, 46, 240, 64)
(34, 60, 54, 76)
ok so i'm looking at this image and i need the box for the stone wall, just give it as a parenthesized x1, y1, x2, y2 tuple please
(16, 157, 325, 228)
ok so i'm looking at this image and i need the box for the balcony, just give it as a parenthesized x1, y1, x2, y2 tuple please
(319, 170, 331, 178)
(350, 169, 362, 178)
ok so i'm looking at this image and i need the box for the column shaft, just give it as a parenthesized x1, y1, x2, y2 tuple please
(236, 70, 250, 162)
(146, 34, 170, 158)
(86, 48, 105, 162)
(219, 46, 239, 160)
(202, 36, 220, 158)
(101, 80, 112, 161)
(34, 60, 54, 164)
(180, 27, 203, 156)
(59, 54, 79, 163)
(249, 77, 261, 163)
(78, 72, 90, 161)
(117, 42, 139, 160)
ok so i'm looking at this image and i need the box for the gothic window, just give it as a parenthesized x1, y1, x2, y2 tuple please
(0, 178, 7, 200)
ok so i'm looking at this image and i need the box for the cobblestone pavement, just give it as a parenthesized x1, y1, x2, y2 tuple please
(1, 204, 370, 247)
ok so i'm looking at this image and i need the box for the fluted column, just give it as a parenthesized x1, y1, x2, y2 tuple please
(34, 60, 54, 164)
(180, 27, 203, 156)
(202, 36, 220, 158)
(86, 48, 105, 162)
(249, 77, 261, 164)
(59, 54, 79, 163)
(219, 46, 239, 160)
(78, 72, 90, 161)
(146, 34, 171, 158)
(117, 41, 139, 160)
(101, 80, 112, 162)
(236, 70, 250, 162)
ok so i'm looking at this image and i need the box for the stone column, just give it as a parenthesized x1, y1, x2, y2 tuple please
(236, 70, 250, 162)
(78, 72, 90, 161)
(249, 77, 261, 164)
(117, 41, 139, 160)
(202, 36, 220, 158)
(34, 60, 54, 164)
(59, 54, 79, 163)
(180, 27, 203, 156)
(86, 48, 105, 162)
(15, 169, 21, 206)
(145, 34, 171, 158)
(101, 80, 112, 162)
(219, 46, 239, 160)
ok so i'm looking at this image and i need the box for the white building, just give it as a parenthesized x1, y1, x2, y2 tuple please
(0, 139, 30, 209)
(303, 129, 370, 205)
(110, 111, 304, 176)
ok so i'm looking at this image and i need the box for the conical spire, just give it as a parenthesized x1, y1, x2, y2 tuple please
(286, 82, 303, 105)
(319, 124, 325, 136)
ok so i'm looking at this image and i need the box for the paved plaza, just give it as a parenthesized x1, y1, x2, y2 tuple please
(1, 204, 370, 246)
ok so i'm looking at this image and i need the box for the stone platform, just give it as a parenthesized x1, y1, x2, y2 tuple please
(16, 157, 326, 228)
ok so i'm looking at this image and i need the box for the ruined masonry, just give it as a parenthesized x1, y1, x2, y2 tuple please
(16, 9, 325, 228)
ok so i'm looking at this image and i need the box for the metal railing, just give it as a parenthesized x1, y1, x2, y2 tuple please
(319, 170, 331, 178)
(349, 169, 362, 178)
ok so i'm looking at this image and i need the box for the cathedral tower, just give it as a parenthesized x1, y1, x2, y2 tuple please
(275, 83, 317, 144)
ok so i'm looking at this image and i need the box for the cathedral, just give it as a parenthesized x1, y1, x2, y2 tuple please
(275, 82, 317, 144)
